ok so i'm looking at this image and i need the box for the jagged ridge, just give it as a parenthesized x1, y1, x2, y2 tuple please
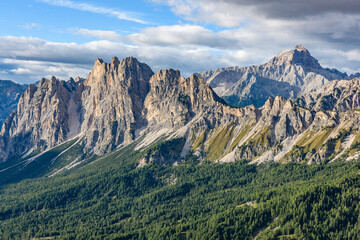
(2, 56, 360, 170)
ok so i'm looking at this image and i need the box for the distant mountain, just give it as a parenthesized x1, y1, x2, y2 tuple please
(198, 45, 356, 108)
(0, 80, 27, 125)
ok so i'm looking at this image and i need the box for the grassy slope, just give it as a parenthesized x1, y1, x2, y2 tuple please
(0, 138, 84, 186)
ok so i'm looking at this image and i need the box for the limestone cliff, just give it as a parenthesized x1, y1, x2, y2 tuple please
(298, 78, 360, 111)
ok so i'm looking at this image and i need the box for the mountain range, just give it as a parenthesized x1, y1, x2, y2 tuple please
(1, 46, 360, 180)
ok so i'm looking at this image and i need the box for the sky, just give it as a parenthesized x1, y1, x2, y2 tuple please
(0, 0, 360, 84)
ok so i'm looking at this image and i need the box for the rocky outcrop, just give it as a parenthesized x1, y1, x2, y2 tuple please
(0, 80, 27, 125)
(298, 78, 360, 112)
(144, 69, 228, 128)
(198, 45, 355, 108)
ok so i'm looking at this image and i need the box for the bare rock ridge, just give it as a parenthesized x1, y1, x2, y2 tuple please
(198, 45, 354, 108)
(2, 55, 360, 166)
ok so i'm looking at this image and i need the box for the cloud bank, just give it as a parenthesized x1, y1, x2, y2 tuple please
(1, 0, 360, 83)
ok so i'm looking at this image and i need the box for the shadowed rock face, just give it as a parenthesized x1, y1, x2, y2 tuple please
(0, 80, 27, 125)
(198, 45, 353, 108)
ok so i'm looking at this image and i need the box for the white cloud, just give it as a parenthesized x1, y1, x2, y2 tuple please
(345, 50, 360, 61)
(74, 28, 123, 41)
(151, 0, 253, 27)
(1, 22, 360, 84)
(20, 23, 40, 30)
(153, 0, 360, 27)
(10, 68, 32, 75)
(151, 0, 360, 50)
(126, 25, 240, 49)
(1, 58, 92, 83)
(41, 0, 147, 24)
(1, 0, 359, 86)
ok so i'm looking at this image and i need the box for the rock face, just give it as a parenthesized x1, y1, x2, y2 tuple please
(0, 57, 154, 160)
(298, 78, 360, 112)
(0, 77, 80, 160)
(0, 80, 27, 125)
(144, 69, 227, 129)
(198, 45, 353, 108)
(81, 57, 153, 154)
(2, 55, 360, 166)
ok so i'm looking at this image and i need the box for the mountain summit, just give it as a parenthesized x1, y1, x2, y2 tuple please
(272, 45, 321, 69)
(198, 45, 353, 108)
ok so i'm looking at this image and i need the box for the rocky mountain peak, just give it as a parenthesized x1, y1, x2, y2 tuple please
(150, 69, 181, 86)
(262, 96, 293, 115)
(112, 56, 120, 65)
(73, 76, 84, 83)
(295, 44, 306, 51)
(80, 57, 154, 154)
(0, 56, 156, 160)
(86, 56, 152, 87)
(95, 58, 104, 65)
(274, 45, 321, 69)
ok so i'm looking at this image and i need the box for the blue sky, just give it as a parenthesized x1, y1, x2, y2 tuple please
(0, 1, 181, 42)
(0, 0, 360, 83)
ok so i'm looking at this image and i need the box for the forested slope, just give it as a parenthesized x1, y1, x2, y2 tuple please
(0, 142, 359, 239)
